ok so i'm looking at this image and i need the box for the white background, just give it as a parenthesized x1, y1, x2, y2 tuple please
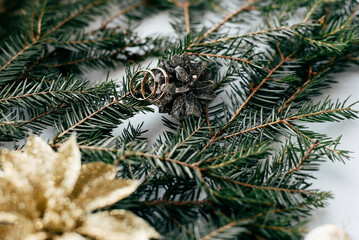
(305, 65, 359, 238)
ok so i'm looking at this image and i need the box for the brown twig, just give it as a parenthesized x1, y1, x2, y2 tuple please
(323, 3, 359, 37)
(55, 92, 130, 141)
(0, 89, 93, 103)
(200, 206, 304, 240)
(113, 151, 194, 168)
(79, 145, 117, 152)
(45, 0, 104, 37)
(212, 175, 313, 195)
(283, 120, 342, 156)
(200, 149, 264, 170)
(197, 0, 258, 42)
(257, 225, 300, 234)
(223, 53, 290, 130)
(16, 52, 54, 81)
(44, 42, 137, 68)
(46, 38, 111, 45)
(278, 56, 338, 113)
(303, 1, 321, 24)
(347, 57, 359, 61)
(177, 125, 202, 149)
(277, 65, 314, 113)
(166, 0, 183, 8)
(0, 42, 36, 74)
(142, 199, 209, 206)
(91, 1, 145, 35)
(285, 140, 319, 175)
(187, 52, 250, 64)
(184, 0, 191, 34)
(36, 6, 46, 40)
(198, 151, 240, 165)
(171, 218, 194, 237)
(205, 100, 212, 131)
(220, 107, 351, 140)
(128, 162, 135, 180)
(1, 103, 68, 130)
(196, 25, 302, 46)
(203, 56, 288, 148)
(0, 1, 102, 76)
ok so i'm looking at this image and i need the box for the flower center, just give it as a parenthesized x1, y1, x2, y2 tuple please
(40, 196, 84, 234)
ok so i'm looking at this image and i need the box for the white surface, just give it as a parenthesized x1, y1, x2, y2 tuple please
(305, 224, 351, 240)
(84, 8, 359, 239)
(305, 66, 359, 238)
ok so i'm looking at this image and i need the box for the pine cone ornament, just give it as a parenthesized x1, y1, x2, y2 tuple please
(153, 53, 216, 120)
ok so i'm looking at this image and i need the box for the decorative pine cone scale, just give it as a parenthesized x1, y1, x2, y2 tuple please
(153, 53, 216, 120)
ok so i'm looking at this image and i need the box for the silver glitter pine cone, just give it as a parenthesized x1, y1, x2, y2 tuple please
(154, 53, 216, 120)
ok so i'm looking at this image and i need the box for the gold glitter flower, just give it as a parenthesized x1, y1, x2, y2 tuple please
(0, 136, 159, 240)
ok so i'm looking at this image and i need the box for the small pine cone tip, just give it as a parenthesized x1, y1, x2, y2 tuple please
(154, 53, 216, 120)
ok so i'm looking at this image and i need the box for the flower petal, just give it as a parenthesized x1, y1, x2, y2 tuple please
(0, 136, 82, 211)
(0, 136, 56, 188)
(0, 212, 20, 225)
(0, 136, 57, 209)
(24, 233, 48, 240)
(70, 162, 117, 200)
(54, 232, 87, 240)
(0, 177, 38, 219)
(74, 178, 139, 212)
(54, 136, 81, 195)
(77, 210, 160, 240)
(24, 136, 56, 163)
(0, 213, 36, 240)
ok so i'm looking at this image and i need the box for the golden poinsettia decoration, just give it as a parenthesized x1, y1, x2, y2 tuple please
(0, 136, 159, 240)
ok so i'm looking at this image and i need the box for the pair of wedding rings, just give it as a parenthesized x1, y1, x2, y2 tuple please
(129, 67, 169, 103)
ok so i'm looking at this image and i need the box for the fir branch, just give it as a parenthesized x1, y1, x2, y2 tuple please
(197, 0, 259, 42)
(208, 174, 313, 195)
(195, 25, 306, 46)
(285, 140, 319, 175)
(176, 125, 202, 149)
(114, 151, 194, 171)
(221, 107, 353, 140)
(283, 121, 348, 162)
(0, 0, 106, 84)
(322, 3, 359, 37)
(0, 41, 37, 75)
(203, 51, 293, 149)
(302, 1, 322, 24)
(142, 199, 210, 207)
(45, 0, 106, 37)
(54, 92, 131, 141)
(200, 206, 301, 240)
(92, 1, 146, 34)
(187, 52, 251, 64)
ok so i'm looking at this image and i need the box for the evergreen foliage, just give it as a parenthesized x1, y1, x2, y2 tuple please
(1, 0, 359, 239)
